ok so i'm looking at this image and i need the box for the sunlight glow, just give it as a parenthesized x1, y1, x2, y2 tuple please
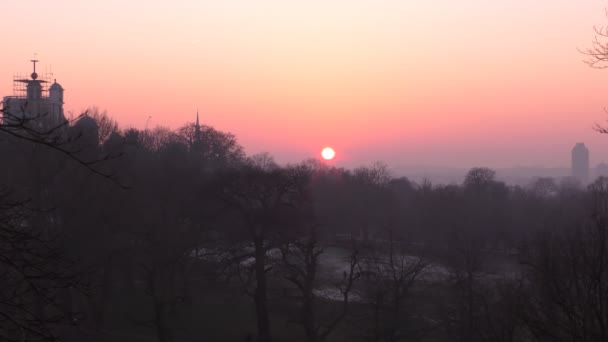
(321, 147, 336, 160)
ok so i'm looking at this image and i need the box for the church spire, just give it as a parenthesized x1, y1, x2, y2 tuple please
(194, 109, 201, 143)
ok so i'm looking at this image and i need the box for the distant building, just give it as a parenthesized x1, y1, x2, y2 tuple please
(596, 162, 608, 179)
(1, 59, 66, 133)
(572, 143, 590, 184)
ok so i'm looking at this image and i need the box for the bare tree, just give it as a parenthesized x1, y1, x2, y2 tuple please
(247, 152, 279, 172)
(219, 162, 310, 342)
(85, 107, 119, 144)
(580, 12, 608, 134)
(359, 231, 428, 342)
(443, 233, 488, 342)
(580, 11, 608, 69)
(0, 105, 123, 341)
(177, 123, 245, 168)
(518, 176, 608, 342)
(529, 177, 558, 198)
(463, 167, 497, 190)
(140, 126, 183, 152)
(0, 190, 82, 342)
(1, 105, 123, 185)
(279, 225, 361, 342)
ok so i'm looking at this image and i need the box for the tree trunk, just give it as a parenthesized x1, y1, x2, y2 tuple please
(124, 260, 136, 297)
(154, 300, 173, 342)
(254, 237, 271, 342)
(96, 257, 114, 332)
(302, 293, 316, 342)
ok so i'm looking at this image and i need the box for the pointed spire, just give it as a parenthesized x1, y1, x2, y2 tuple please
(194, 109, 202, 145)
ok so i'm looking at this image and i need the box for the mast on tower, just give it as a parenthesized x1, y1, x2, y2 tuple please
(30, 58, 39, 80)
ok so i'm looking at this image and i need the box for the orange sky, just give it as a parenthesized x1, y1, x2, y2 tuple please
(2, 0, 608, 169)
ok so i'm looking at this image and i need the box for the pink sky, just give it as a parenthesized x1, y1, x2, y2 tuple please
(2, 0, 608, 169)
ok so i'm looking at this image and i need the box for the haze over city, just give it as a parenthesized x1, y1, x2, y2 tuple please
(3, 0, 608, 169)
(9, 2, 608, 342)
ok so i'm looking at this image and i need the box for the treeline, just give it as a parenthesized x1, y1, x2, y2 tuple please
(1, 109, 607, 342)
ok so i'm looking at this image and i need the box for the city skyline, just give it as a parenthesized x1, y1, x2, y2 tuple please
(2, 1, 608, 168)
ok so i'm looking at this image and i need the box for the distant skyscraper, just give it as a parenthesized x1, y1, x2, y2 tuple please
(572, 143, 590, 184)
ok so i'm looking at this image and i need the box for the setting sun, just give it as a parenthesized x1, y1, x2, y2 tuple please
(321, 147, 336, 160)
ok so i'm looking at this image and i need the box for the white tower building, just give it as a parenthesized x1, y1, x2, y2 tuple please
(2, 59, 66, 133)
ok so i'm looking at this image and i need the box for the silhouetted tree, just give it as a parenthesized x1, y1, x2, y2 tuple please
(528, 177, 558, 198)
(85, 107, 119, 144)
(359, 231, 428, 342)
(581, 11, 608, 69)
(178, 123, 245, 169)
(279, 224, 361, 342)
(463, 167, 496, 190)
(0, 189, 80, 342)
(248, 152, 279, 172)
(0, 106, 118, 341)
(218, 161, 310, 342)
(517, 176, 608, 341)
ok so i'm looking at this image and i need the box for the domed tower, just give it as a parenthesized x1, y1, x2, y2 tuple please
(49, 79, 65, 126)
(69, 115, 100, 158)
(49, 79, 63, 103)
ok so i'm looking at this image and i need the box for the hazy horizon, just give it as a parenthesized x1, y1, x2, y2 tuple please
(5, 3, 608, 340)
(3, 0, 608, 168)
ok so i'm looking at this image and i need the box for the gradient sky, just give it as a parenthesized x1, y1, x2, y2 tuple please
(3, 0, 608, 169)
